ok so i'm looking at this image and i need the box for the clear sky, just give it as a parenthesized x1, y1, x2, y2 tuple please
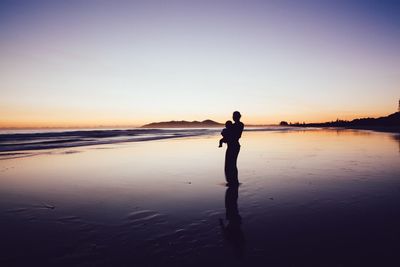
(1, 0, 399, 127)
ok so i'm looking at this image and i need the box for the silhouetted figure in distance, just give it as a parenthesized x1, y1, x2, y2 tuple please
(219, 120, 234, 147)
(224, 111, 244, 185)
(219, 184, 245, 258)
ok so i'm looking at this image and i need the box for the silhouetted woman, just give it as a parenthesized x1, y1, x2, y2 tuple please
(224, 111, 244, 185)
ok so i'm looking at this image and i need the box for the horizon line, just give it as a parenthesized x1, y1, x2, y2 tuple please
(1, 111, 398, 130)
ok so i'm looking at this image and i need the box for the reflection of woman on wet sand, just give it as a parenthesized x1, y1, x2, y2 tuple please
(223, 111, 244, 186)
(219, 185, 245, 258)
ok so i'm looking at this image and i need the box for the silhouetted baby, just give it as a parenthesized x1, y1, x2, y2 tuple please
(219, 120, 233, 147)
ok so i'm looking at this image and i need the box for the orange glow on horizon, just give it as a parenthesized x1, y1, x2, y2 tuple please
(0, 109, 395, 128)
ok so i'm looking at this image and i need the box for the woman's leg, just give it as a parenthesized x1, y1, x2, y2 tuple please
(225, 145, 240, 184)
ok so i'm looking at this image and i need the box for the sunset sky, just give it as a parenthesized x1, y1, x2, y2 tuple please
(1, 0, 399, 127)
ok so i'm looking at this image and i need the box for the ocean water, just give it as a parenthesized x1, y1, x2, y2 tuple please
(0, 128, 399, 266)
(0, 128, 216, 154)
(0, 126, 292, 155)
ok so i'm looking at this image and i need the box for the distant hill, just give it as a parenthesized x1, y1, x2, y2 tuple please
(287, 112, 400, 132)
(141, 119, 223, 128)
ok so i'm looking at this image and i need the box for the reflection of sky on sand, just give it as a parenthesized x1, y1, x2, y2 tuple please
(1, 129, 400, 265)
(0, 136, 227, 222)
(1, 129, 399, 217)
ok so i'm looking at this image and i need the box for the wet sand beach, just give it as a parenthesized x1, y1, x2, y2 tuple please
(1, 129, 400, 266)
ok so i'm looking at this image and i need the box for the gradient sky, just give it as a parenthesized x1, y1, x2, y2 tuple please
(1, 0, 399, 127)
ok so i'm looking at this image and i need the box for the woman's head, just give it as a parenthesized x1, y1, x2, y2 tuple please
(232, 111, 241, 122)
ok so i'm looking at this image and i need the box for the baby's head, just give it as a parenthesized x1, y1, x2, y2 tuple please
(225, 120, 233, 128)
